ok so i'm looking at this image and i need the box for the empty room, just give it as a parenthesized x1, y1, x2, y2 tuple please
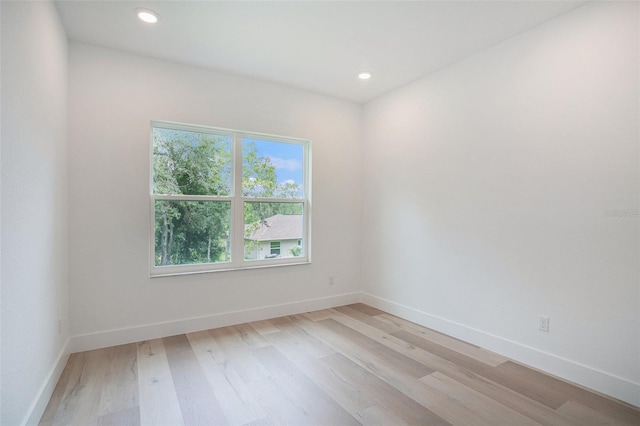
(1, 0, 639, 425)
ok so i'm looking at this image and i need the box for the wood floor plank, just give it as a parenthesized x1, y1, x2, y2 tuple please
(325, 307, 444, 364)
(421, 372, 540, 426)
(264, 329, 375, 414)
(314, 318, 434, 378)
(39, 353, 78, 426)
(163, 334, 227, 425)
(51, 349, 110, 426)
(248, 319, 281, 336)
(244, 376, 317, 425)
(427, 393, 513, 426)
(267, 318, 443, 425)
(302, 309, 334, 322)
(241, 417, 277, 426)
(267, 316, 335, 359)
(556, 400, 634, 426)
(429, 364, 576, 426)
(333, 305, 401, 334)
(289, 316, 451, 411)
(498, 361, 640, 425)
(353, 405, 406, 426)
(252, 345, 361, 425)
(208, 326, 271, 383)
(97, 344, 139, 417)
(324, 307, 577, 425)
(346, 303, 387, 317)
(186, 330, 266, 426)
(378, 312, 509, 366)
(235, 323, 270, 349)
(136, 339, 184, 426)
(322, 352, 451, 426)
(97, 406, 140, 426)
(392, 329, 571, 409)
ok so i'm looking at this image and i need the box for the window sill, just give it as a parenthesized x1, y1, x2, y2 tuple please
(149, 260, 311, 278)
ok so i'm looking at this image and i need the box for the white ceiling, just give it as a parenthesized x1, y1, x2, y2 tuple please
(55, 0, 586, 104)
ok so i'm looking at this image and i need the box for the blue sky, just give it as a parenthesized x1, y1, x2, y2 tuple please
(243, 138, 304, 185)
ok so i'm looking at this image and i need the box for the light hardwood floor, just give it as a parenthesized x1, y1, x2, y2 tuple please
(40, 304, 640, 426)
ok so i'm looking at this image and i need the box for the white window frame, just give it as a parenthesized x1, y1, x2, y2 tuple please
(150, 120, 311, 277)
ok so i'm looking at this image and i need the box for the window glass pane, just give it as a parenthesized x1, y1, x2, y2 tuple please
(153, 127, 232, 196)
(242, 138, 304, 198)
(244, 202, 304, 260)
(155, 200, 231, 266)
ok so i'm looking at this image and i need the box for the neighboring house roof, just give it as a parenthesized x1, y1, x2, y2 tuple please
(245, 214, 302, 241)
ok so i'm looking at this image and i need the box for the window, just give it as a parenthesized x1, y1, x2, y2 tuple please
(151, 121, 310, 276)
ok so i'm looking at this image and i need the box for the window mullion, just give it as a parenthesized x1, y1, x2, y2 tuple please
(232, 135, 245, 266)
(152, 194, 233, 202)
(242, 196, 304, 203)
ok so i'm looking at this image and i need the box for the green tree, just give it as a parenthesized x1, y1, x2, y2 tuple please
(153, 129, 231, 266)
(242, 141, 277, 198)
(154, 131, 303, 266)
(242, 140, 302, 225)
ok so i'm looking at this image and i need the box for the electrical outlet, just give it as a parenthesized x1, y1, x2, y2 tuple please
(329, 275, 335, 286)
(539, 316, 550, 332)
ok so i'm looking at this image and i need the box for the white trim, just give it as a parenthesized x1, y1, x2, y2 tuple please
(232, 132, 244, 266)
(241, 196, 304, 203)
(150, 259, 311, 278)
(70, 292, 361, 353)
(361, 293, 640, 408)
(153, 194, 234, 202)
(21, 338, 71, 426)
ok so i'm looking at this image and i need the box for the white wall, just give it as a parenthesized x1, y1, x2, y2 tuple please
(4, 1, 635, 418)
(1, 1, 70, 425)
(68, 42, 362, 343)
(362, 1, 639, 406)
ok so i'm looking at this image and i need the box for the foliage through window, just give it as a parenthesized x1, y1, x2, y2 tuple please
(151, 121, 310, 275)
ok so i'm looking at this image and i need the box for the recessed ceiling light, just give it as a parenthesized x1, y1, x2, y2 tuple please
(136, 8, 159, 24)
(358, 71, 372, 80)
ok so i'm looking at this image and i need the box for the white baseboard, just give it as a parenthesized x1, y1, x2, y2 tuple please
(70, 292, 362, 353)
(23, 338, 71, 426)
(361, 292, 640, 408)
